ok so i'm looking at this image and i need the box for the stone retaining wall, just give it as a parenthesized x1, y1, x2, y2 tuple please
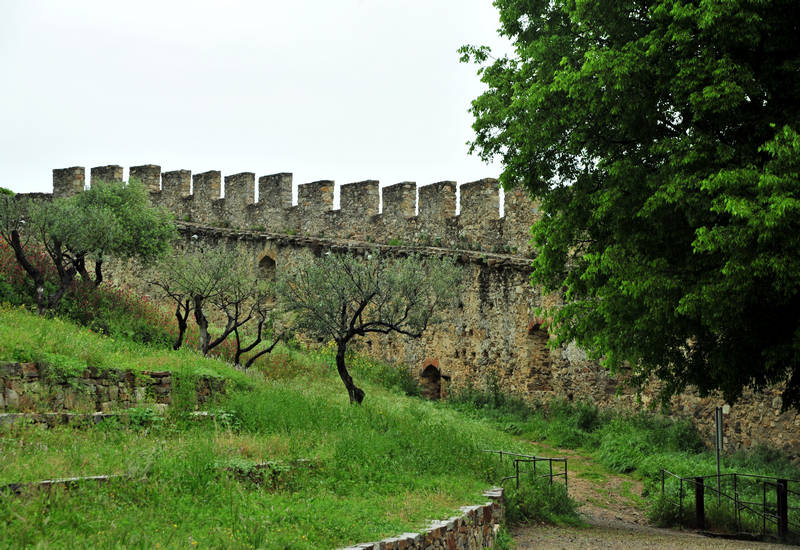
(0, 362, 224, 412)
(341, 488, 504, 550)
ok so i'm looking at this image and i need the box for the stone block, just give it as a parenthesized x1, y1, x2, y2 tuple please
(130, 164, 161, 193)
(5, 388, 19, 409)
(258, 173, 293, 210)
(53, 166, 86, 198)
(90, 165, 123, 185)
(21, 363, 39, 379)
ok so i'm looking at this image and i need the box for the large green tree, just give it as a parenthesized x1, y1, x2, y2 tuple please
(462, 1, 800, 408)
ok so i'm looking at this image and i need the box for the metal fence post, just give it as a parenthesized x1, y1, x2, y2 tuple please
(695, 477, 705, 530)
(778, 479, 788, 539)
(733, 474, 740, 532)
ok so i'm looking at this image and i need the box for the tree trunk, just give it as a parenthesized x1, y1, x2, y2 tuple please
(9, 230, 47, 315)
(336, 341, 364, 405)
(194, 295, 211, 355)
(173, 298, 190, 350)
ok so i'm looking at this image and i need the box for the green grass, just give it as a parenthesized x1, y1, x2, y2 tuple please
(0, 306, 533, 548)
(0, 305, 253, 389)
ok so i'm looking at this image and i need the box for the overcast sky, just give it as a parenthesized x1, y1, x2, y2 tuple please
(1, 1, 511, 202)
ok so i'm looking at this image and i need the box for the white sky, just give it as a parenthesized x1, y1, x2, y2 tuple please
(0, 0, 511, 202)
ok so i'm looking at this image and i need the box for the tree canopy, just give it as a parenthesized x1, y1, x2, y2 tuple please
(150, 246, 278, 365)
(278, 252, 461, 404)
(462, 1, 800, 408)
(0, 180, 175, 314)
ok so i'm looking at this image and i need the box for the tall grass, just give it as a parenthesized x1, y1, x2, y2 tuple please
(0, 363, 527, 548)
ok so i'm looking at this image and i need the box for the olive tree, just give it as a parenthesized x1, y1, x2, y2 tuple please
(0, 180, 174, 315)
(278, 252, 461, 404)
(150, 246, 279, 366)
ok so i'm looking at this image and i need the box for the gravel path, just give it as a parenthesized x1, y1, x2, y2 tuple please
(512, 519, 796, 549)
(512, 445, 796, 549)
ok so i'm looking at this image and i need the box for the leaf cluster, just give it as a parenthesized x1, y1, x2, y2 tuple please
(463, 0, 800, 407)
(277, 252, 461, 345)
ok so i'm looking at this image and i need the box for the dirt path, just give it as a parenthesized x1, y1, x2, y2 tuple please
(512, 445, 795, 550)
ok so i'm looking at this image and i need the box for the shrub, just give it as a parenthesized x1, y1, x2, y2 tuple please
(504, 478, 580, 526)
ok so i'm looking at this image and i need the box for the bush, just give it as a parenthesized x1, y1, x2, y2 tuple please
(504, 478, 580, 526)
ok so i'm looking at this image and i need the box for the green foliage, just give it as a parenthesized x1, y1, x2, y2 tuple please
(493, 526, 516, 550)
(0, 180, 176, 314)
(463, 1, 800, 408)
(73, 178, 176, 263)
(278, 252, 461, 403)
(0, 187, 13, 196)
(504, 478, 580, 526)
(279, 252, 461, 343)
(597, 415, 704, 473)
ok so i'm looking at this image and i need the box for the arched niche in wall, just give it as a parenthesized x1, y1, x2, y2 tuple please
(258, 254, 277, 281)
(527, 315, 552, 380)
(420, 358, 449, 400)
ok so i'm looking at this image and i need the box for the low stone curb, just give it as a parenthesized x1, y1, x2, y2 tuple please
(0, 475, 122, 497)
(0, 409, 167, 428)
(340, 487, 504, 550)
(0, 459, 316, 499)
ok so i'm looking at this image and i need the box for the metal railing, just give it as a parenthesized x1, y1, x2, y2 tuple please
(660, 469, 800, 540)
(483, 450, 567, 492)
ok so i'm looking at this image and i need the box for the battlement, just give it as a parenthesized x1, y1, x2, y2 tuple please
(51, 164, 540, 253)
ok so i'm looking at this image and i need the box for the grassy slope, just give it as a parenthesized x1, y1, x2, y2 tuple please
(0, 305, 253, 388)
(0, 306, 528, 549)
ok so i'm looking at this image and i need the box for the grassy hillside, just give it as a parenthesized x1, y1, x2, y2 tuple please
(0, 306, 527, 549)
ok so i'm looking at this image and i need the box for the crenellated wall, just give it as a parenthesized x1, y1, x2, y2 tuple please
(47, 164, 539, 255)
(23, 164, 800, 461)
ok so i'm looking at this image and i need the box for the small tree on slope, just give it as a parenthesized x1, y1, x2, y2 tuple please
(278, 252, 461, 404)
(151, 246, 279, 365)
(0, 180, 174, 315)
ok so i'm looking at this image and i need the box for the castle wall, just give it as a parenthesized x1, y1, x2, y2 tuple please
(68, 164, 538, 253)
(39, 164, 800, 460)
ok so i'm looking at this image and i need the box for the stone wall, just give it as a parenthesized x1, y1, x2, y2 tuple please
(0, 362, 225, 413)
(341, 488, 504, 550)
(41, 164, 540, 255)
(19, 164, 800, 460)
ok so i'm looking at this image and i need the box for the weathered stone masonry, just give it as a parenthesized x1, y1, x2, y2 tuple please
(20, 164, 800, 458)
(0, 361, 224, 413)
(341, 488, 505, 550)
